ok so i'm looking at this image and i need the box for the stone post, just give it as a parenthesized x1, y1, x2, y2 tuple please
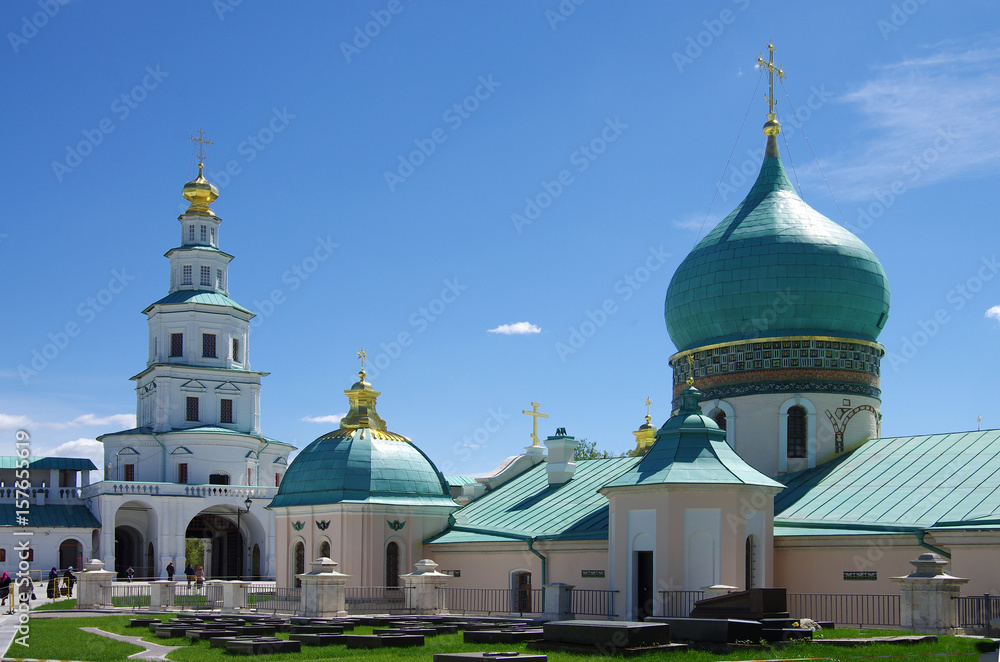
(76, 559, 115, 610)
(297, 557, 349, 617)
(542, 582, 575, 620)
(149, 581, 176, 610)
(401, 559, 450, 614)
(220, 580, 250, 613)
(893, 553, 969, 634)
(702, 584, 738, 600)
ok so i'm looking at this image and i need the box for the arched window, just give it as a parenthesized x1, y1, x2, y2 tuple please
(293, 541, 304, 588)
(787, 406, 806, 458)
(385, 541, 400, 587)
(319, 540, 330, 559)
(712, 410, 727, 431)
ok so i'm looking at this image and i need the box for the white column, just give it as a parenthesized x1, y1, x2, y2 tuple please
(401, 559, 450, 615)
(892, 553, 969, 635)
(298, 558, 350, 617)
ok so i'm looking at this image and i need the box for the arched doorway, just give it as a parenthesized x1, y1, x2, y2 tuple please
(114, 526, 142, 579)
(511, 570, 532, 614)
(59, 539, 83, 570)
(251, 544, 261, 580)
(385, 541, 400, 587)
(186, 512, 241, 579)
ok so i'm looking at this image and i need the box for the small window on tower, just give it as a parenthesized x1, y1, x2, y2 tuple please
(188, 225, 195, 242)
(178, 463, 188, 484)
(200, 225, 207, 242)
(275, 473, 281, 487)
(220, 398, 233, 424)
(216, 268, 222, 289)
(186, 397, 199, 422)
(248, 468, 252, 485)
(232, 338, 240, 362)
(211, 227, 216, 244)
(202, 334, 216, 358)
(170, 333, 183, 357)
(787, 406, 807, 458)
(200, 265, 211, 286)
(182, 265, 192, 285)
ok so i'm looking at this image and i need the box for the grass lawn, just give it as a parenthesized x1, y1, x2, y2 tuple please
(15, 616, 998, 662)
(32, 597, 76, 610)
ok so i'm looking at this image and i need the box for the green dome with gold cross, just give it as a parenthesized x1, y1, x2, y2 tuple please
(664, 47, 890, 353)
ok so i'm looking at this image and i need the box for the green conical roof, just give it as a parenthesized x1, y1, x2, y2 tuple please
(665, 136, 890, 352)
(606, 386, 783, 488)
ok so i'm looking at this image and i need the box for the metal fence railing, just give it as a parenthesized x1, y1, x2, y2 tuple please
(438, 587, 543, 616)
(245, 584, 300, 613)
(788, 593, 900, 628)
(953, 594, 1000, 635)
(346, 586, 412, 614)
(109, 582, 150, 608)
(571, 589, 618, 619)
(659, 590, 704, 617)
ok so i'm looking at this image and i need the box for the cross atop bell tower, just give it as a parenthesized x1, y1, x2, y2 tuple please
(756, 41, 786, 139)
(188, 129, 213, 165)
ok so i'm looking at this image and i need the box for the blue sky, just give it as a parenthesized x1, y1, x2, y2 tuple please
(2, 1, 999, 479)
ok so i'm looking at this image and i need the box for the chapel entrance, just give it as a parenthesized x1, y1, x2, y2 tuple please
(512, 571, 532, 613)
(186, 512, 242, 579)
(635, 551, 654, 621)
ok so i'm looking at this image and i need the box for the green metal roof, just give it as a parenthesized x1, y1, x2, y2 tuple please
(776, 429, 1000, 531)
(445, 475, 479, 487)
(0, 504, 100, 528)
(144, 289, 253, 314)
(606, 387, 784, 490)
(268, 428, 456, 509)
(427, 456, 638, 544)
(99, 426, 295, 449)
(0, 457, 96, 471)
(664, 136, 890, 351)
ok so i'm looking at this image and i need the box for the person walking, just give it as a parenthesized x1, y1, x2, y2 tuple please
(195, 565, 204, 587)
(46, 567, 58, 599)
(125, 566, 134, 582)
(165, 562, 175, 582)
(63, 566, 75, 597)
(184, 563, 195, 587)
(0, 571, 11, 613)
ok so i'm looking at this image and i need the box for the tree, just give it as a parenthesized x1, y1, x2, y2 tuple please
(185, 538, 204, 570)
(574, 438, 627, 460)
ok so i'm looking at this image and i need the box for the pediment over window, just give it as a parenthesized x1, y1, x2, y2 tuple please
(180, 380, 207, 393)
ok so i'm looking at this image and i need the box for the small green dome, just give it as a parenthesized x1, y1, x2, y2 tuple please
(268, 427, 455, 508)
(665, 138, 890, 352)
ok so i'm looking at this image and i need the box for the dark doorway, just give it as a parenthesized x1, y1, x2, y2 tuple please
(635, 551, 654, 621)
(186, 513, 241, 579)
(252, 544, 261, 580)
(293, 542, 304, 588)
(114, 526, 141, 579)
(385, 542, 400, 587)
(745, 535, 758, 589)
(59, 539, 83, 570)
(513, 571, 532, 613)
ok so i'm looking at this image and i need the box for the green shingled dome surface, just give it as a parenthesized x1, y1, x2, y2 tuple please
(268, 429, 454, 508)
(665, 148, 890, 351)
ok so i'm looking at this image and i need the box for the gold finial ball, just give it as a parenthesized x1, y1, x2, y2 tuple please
(182, 163, 220, 214)
(763, 112, 781, 137)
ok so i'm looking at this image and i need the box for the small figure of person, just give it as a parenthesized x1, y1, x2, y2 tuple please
(125, 566, 134, 583)
(195, 565, 204, 587)
(184, 563, 195, 588)
(0, 571, 11, 613)
(165, 561, 175, 582)
(46, 567, 58, 599)
(63, 566, 75, 597)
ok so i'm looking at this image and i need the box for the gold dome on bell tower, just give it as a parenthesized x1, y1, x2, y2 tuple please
(181, 162, 219, 216)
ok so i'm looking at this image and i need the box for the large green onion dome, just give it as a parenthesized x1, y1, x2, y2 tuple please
(664, 133, 890, 352)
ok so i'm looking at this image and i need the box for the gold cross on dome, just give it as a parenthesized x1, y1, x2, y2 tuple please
(685, 355, 696, 386)
(644, 397, 652, 416)
(357, 347, 367, 370)
(188, 129, 213, 163)
(756, 41, 786, 115)
(521, 401, 549, 447)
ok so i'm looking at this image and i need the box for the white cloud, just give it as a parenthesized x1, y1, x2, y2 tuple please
(33, 437, 105, 481)
(488, 322, 542, 335)
(301, 414, 346, 424)
(0, 413, 136, 432)
(986, 305, 1000, 322)
(823, 42, 1000, 201)
(672, 212, 720, 234)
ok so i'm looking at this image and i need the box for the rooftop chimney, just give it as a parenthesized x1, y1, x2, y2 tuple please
(545, 429, 577, 485)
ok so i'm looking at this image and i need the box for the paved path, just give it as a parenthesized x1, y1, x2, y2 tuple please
(79, 627, 182, 661)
